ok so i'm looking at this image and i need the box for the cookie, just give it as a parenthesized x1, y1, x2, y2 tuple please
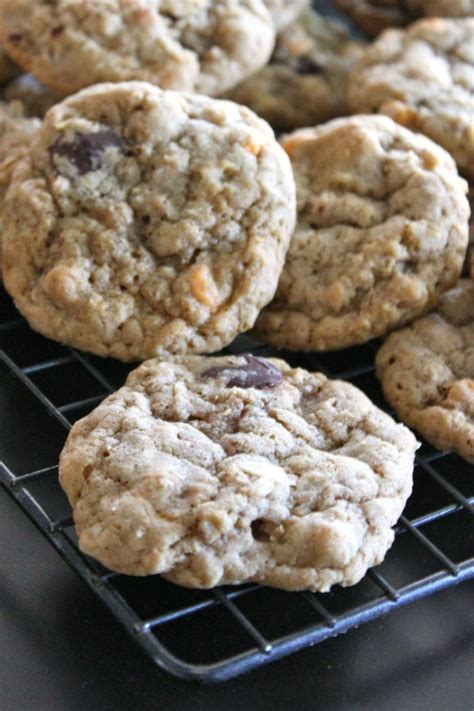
(0, 42, 19, 83)
(254, 115, 469, 352)
(334, 0, 408, 37)
(2, 81, 296, 361)
(2, 74, 65, 118)
(59, 353, 418, 588)
(0, 0, 275, 96)
(376, 280, 474, 463)
(227, 9, 366, 131)
(0, 100, 40, 246)
(263, 0, 309, 29)
(348, 18, 474, 181)
(406, 0, 474, 18)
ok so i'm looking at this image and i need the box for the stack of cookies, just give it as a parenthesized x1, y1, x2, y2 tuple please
(0, 1, 471, 592)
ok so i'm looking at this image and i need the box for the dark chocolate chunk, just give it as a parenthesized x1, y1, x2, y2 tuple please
(49, 128, 124, 175)
(8, 33, 23, 42)
(50, 25, 64, 36)
(295, 56, 322, 76)
(202, 354, 283, 390)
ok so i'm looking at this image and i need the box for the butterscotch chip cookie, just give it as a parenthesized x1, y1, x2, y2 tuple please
(334, 0, 408, 37)
(254, 115, 469, 352)
(2, 74, 65, 118)
(263, 0, 309, 29)
(227, 9, 366, 131)
(0, 0, 275, 96)
(348, 18, 474, 180)
(2, 82, 295, 361)
(59, 354, 418, 588)
(376, 280, 474, 463)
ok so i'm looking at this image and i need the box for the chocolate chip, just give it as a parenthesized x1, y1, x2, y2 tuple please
(8, 33, 23, 42)
(50, 25, 64, 36)
(202, 354, 283, 390)
(295, 56, 322, 76)
(50, 128, 124, 175)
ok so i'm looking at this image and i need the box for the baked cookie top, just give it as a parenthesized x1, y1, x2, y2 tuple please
(2, 74, 65, 118)
(0, 0, 275, 96)
(254, 115, 469, 352)
(376, 279, 474, 463)
(59, 354, 418, 589)
(2, 82, 295, 361)
(227, 9, 365, 131)
(348, 18, 474, 181)
(263, 0, 309, 29)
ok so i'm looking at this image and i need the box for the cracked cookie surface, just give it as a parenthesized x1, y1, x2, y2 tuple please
(348, 18, 474, 180)
(0, 0, 275, 96)
(59, 353, 418, 589)
(376, 279, 474, 463)
(227, 9, 365, 131)
(2, 81, 295, 361)
(254, 115, 469, 351)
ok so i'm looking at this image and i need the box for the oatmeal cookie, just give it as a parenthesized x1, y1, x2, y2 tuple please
(348, 18, 474, 180)
(0, 0, 275, 96)
(376, 279, 474, 462)
(59, 353, 418, 588)
(254, 115, 469, 351)
(227, 9, 365, 131)
(2, 82, 296, 361)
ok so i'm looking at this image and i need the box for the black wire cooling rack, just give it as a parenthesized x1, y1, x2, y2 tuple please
(1, 283, 473, 682)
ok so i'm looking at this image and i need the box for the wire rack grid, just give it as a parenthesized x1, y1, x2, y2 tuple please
(1, 283, 473, 682)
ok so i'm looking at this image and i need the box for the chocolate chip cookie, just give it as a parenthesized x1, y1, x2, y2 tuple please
(0, 0, 275, 96)
(348, 18, 474, 180)
(254, 115, 469, 352)
(376, 279, 474, 463)
(227, 9, 365, 131)
(59, 354, 418, 588)
(2, 82, 296, 361)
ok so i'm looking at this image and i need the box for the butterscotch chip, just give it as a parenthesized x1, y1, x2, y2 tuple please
(348, 18, 474, 180)
(59, 354, 418, 588)
(376, 280, 474, 463)
(254, 115, 469, 351)
(227, 9, 366, 131)
(0, 0, 275, 96)
(2, 82, 295, 361)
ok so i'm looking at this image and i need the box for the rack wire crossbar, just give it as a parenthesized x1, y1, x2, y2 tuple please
(1, 288, 473, 681)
